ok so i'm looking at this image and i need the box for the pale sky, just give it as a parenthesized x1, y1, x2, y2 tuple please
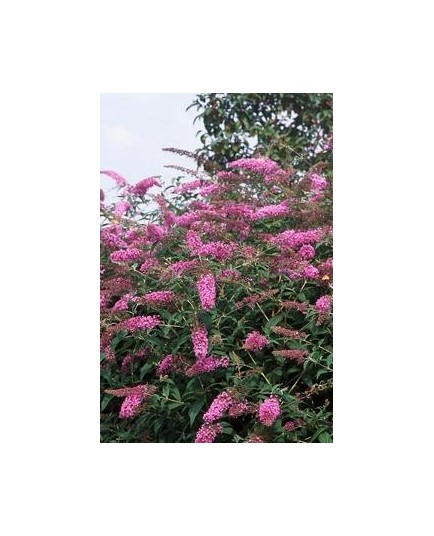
(100, 93, 202, 201)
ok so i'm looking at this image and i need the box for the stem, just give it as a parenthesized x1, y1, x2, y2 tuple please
(288, 369, 305, 395)
(257, 303, 270, 322)
(247, 352, 271, 386)
(306, 357, 332, 372)
(164, 397, 185, 404)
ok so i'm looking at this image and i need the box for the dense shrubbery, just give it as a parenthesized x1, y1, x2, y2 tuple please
(100, 142, 332, 442)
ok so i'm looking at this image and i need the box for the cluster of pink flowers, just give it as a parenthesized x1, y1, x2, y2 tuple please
(186, 231, 237, 261)
(218, 269, 242, 281)
(236, 289, 279, 309)
(173, 179, 203, 194)
(121, 349, 146, 373)
(224, 203, 255, 218)
(252, 202, 290, 221)
(120, 354, 134, 372)
(197, 273, 216, 310)
(118, 315, 161, 332)
(169, 259, 199, 276)
(157, 354, 174, 375)
(315, 295, 332, 314)
(103, 345, 116, 362)
(112, 293, 137, 312)
(272, 349, 309, 364)
(228, 399, 250, 417)
(139, 258, 160, 273)
(119, 393, 143, 419)
(194, 423, 223, 443)
(186, 229, 203, 252)
(228, 157, 281, 177)
(243, 331, 269, 351)
(186, 355, 229, 377)
(146, 223, 167, 242)
(191, 324, 209, 360)
(283, 419, 305, 432)
(105, 384, 156, 419)
(202, 241, 237, 261)
(110, 248, 142, 263)
(176, 211, 205, 226)
(258, 396, 281, 426)
(203, 392, 233, 423)
(281, 300, 309, 312)
(310, 173, 328, 200)
(162, 210, 177, 227)
(270, 228, 325, 250)
(102, 276, 133, 294)
(271, 326, 306, 339)
(128, 177, 160, 196)
(247, 433, 266, 443)
(311, 173, 327, 191)
(198, 241, 237, 261)
(302, 265, 320, 279)
(241, 245, 257, 258)
(114, 200, 131, 218)
(101, 225, 128, 249)
(100, 291, 110, 310)
(216, 170, 246, 181)
(298, 244, 316, 260)
(124, 229, 141, 243)
(201, 391, 251, 423)
(143, 290, 175, 305)
(199, 184, 224, 196)
(191, 220, 228, 236)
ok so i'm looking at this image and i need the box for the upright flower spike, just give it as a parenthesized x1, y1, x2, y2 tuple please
(197, 273, 216, 310)
(194, 423, 223, 443)
(258, 396, 281, 426)
(315, 295, 332, 314)
(117, 315, 161, 332)
(191, 324, 208, 360)
(203, 392, 233, 424)
(243, 331, 269, 351)
(185, 355, 229, 377)
(157, 354, 174, 376)
(119, 394, 143, 419)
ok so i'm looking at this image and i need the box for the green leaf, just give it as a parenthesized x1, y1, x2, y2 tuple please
(101, 395, 112, 411)
(172, 387, 181, 402)
(167, 402, 183, 409)
(188, 399, 206, 426)
(318, 431, 333, 443)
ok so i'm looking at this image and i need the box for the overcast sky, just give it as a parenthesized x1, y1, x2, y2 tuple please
(100, 93, 202, 200)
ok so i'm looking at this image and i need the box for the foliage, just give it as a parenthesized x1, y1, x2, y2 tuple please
(188, 93, 333, 171)
(100, 131, 332, 443)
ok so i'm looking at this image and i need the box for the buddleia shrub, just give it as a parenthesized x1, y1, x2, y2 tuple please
(100, 144, 332, 443)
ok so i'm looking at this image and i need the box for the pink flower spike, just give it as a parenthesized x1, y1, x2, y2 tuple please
(191, 325, 208, 360)
(258, 396, 281, 426)
(197, 273, 216, 310)
(243, 331, 268, 352)
(119, 393, 143, 419)
(203, 392, 233, 424)
(157, 354, 174, 376)
(195, 423, 223, 443)
(315, 295, 332, 314)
